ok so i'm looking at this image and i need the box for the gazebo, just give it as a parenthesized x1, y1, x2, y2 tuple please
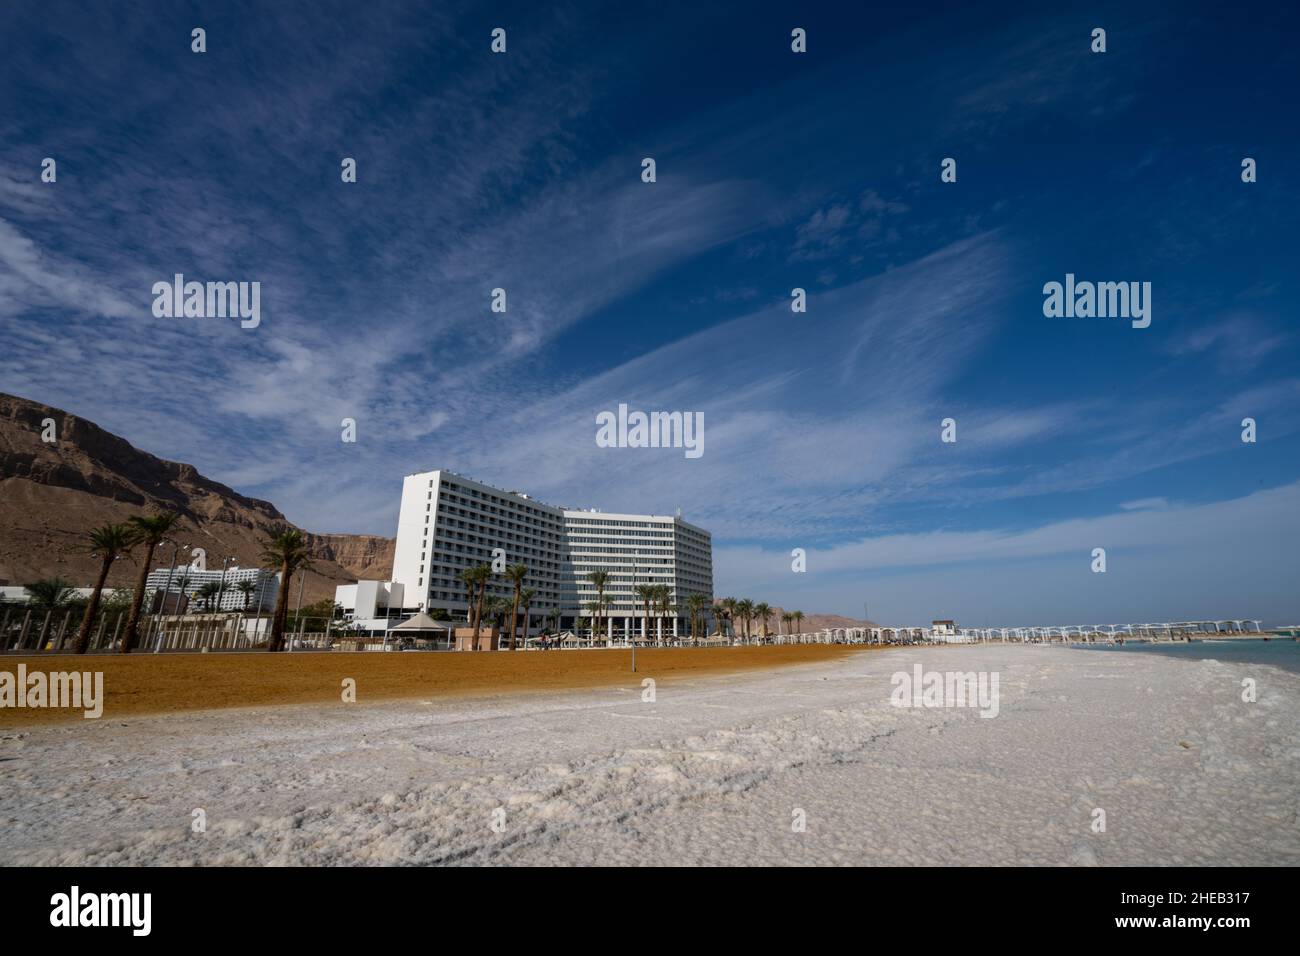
(388, 612, 454, 649)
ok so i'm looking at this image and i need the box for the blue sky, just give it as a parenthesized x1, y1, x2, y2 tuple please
(2, 0, 1298, 624)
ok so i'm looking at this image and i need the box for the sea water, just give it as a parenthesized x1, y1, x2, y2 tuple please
(1075, 638, 1300, 674)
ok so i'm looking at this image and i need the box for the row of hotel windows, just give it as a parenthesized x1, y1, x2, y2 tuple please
(429, 491, 708, 548)
(565, 519, 708, 532)
(565, 559, 711, 579)
(433, 477, 711, 541)
(415, 566, 702, 589)
(423, 528, 703, 563)
(436, 482, 564, 527)
(429, 503, 563, 542)
(424, 530, 562, 568)
(420, 551, 564, 582)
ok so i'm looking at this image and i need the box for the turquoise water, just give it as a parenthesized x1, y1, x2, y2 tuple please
(1074, 638, 1300, 674)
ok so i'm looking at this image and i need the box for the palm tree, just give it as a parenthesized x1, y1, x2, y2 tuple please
(755, 602, 772, 643)
(793, 610, 805, 641)
(24, 577, 75, 611)
(721, 597, 738, 641)
(483, 595, 510, 632)
(583, 600, 603, 641)
(634, 583, 655, 645)
(260, 528, 314, 652)
(505, 563, 528, 651)
(519, 587, 536, 646)
(460, 567, 478, 626)
(74, 523, 138, 654)
(782, 611, 794, 640)
(120, 511, 181, 653)
(236, 579, 256, 610)
(686, 593, 707, 645)
(647, 585, 661, 644)
(467, 564, 492, 650)
(654, 585, 673, 644)
(586, 569, 610, 643)
(736, 599, 755, 644)
(196, 581, 221, 612)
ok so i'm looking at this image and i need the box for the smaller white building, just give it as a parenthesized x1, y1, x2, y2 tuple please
(335, 580, 406, 631)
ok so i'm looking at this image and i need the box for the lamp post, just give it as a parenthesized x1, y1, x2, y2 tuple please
(631, 551, 640, 673)
(215, 556, 234, 614)
(154, 541, 190, 653)
(207, 556, 233, 651)
(252, 568, 271, 647)
(288, 568, 307, 652)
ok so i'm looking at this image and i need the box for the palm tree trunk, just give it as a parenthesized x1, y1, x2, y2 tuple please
(120, 540, 158, 654)
(472, 580, 487, 651)
(74, 557, 113, 654)
(268, 561, 291, 652)
(508, 589, 521, 651)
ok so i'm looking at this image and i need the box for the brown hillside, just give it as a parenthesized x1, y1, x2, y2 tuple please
(0, 393, 394, 602)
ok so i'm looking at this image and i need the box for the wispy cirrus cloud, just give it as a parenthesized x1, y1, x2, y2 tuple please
(1, 0, 1297, 627)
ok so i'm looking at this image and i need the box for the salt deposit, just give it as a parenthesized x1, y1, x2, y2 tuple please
(1, 645, 1295, 865)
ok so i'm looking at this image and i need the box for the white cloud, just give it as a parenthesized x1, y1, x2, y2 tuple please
(715, 481, 1300, 624)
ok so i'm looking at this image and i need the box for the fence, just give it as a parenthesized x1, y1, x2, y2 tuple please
(0, 606, 338, 653)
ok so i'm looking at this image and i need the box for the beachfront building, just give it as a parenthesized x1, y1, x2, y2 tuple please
(335, 580, 406, 631)
(565, 508, 714, 641)
(143, 565, 279, 612)
(387, 469, 713, 639)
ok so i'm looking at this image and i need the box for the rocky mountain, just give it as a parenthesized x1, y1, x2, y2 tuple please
(0, 392, 394, 602)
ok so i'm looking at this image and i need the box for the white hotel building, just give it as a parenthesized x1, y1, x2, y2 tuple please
(390, 470, 713, 638)
(143, 565, 279, 612)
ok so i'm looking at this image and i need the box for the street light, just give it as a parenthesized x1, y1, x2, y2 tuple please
(215, 556, 234, 614)
(209, 556, 235, 651)
(154, 541, 190, 653)
(288, 566, 308, 652)
(631, 550, 640, 673)
(252, 567, 271, 647)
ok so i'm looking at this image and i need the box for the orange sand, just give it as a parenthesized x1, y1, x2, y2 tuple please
(0, 644, 880, 726)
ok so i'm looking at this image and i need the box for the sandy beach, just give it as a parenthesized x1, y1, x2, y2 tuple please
(1, 644, 1296, 866)
(0, 644, 867, 727)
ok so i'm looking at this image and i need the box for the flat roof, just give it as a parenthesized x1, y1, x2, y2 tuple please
(404, 469, 710, 536)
